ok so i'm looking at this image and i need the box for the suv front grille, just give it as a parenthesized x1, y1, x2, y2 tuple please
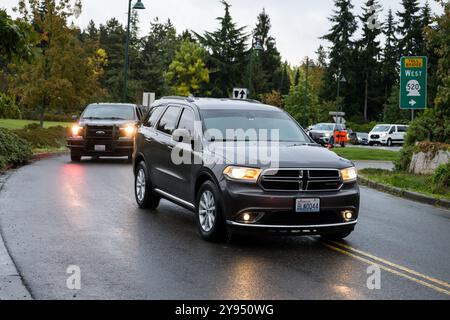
(370, 134, 380, 139)
(86, 125, 115, 140)
(259, 168, 342, 192)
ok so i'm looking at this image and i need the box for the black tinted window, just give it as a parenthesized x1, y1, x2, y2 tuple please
(177, 108, 195, 136)
(157, 106, 180, 135)
(397, 126, 408, 133)
(146, 107, 164, 127)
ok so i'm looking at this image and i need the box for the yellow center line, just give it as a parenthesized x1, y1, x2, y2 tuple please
(329, 240, 450, 290)
(321, 243, 450, 297)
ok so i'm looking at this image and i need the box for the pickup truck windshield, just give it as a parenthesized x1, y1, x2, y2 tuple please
(82, 105, 135, 120)
(201, 109, 310, 142)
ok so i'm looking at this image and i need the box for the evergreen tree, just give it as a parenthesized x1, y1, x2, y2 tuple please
(418, 1, 432, 55)
(293, 68, 300, 87)
(397, 0, 422, 56)
(315, 45, 327, 68)
(251, 8, 282, 95)
(98, 18, 126, 101)
(357, 0, 383, 120)
(320, 0, 358, 116)
(278, 62, 291, 95)
(382, 9, 399, 100)
(195, 1, 248, 97)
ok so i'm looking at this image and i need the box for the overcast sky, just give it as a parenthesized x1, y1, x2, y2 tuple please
(1, 0, 443, 65)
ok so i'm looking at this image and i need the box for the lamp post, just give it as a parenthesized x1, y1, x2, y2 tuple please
(123, 0, 146, 103)
(334, 69, 347, 113)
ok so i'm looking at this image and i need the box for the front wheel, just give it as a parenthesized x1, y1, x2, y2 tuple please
(387, 138, 393, 147)
(196, 181, 226, 242)
(135, 162, 160, 210)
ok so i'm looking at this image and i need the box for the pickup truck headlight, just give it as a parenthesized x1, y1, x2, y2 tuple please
(71, 124, 82, 137)
(120, 125, 136, 137)
(341, 167, 357, 182)
(223, 166, 261, 182)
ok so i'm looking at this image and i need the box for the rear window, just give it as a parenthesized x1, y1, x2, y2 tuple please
(82, 105, 136, 120)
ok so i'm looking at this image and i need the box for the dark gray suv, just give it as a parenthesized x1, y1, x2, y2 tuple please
(133, 97, 360, 241)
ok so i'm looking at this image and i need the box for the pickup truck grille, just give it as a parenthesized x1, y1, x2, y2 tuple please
(259, 168, 342, 192)
(86, 125, 115, 140)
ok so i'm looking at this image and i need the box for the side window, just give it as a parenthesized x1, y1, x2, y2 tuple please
(389, 126, 395, 134)
(398, 126, 407, 133)
(145, 107, 164, 128)
(157, 106, 181, 135)
(177, 108, 195, 136)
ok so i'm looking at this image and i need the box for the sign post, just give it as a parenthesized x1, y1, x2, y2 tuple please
(399, 56, 428, 119)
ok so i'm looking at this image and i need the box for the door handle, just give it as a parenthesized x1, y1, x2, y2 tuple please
(167, 145, 174, 150)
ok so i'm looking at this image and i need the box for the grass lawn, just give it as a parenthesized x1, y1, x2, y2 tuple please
(333, 147, 400, 161)
(0, 119, 72, 129)
(359, 168, 450, 200)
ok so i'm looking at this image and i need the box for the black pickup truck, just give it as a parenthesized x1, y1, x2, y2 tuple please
(67, 103, 145, 162)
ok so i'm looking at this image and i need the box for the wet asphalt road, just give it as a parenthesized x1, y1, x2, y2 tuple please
(0, 155, 449, 300)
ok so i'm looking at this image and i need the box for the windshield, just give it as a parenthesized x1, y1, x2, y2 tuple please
(372, 125, 391, 132)
(82, 105, 135, 120)
(201, 109, 310, 143)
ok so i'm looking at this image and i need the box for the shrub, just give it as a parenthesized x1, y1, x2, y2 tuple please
(12, 124, 68, 149)
(0, 92, 21, 119)
(432, 162, 450, 191)
(0, 128, 32, 171)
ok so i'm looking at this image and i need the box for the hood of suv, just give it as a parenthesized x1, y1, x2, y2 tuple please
(207, 142, 354, 170)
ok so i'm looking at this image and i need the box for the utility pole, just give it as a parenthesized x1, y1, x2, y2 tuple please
(304, 57, 309, 126)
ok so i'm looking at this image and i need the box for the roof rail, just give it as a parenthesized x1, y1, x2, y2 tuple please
(160, 96, 195, 103)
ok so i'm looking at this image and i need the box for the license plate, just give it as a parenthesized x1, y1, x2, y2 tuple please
(296, 198, 320, 213)
(94, 145, 106, 152)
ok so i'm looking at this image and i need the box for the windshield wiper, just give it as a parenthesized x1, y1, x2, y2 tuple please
(102, 117, 126, 120)
(82, 117, 103, 120)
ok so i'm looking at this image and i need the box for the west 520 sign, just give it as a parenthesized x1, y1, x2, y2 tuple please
(400, 56, 428, 110)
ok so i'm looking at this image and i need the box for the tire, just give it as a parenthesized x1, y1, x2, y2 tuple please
(387, 139, 393, 147)
(369, 142, 374, 146)
(127, 156, 133, 163)
(70, 152, 81, 162)
(134, 161, 160, 210)
(195, 180, 226, 242)
(321, 231, 353, 240)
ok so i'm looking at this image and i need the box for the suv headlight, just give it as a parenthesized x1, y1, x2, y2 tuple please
(380, 133, 387, 138)
(223, 166, 261, 182)
(341, 167, 357, 182)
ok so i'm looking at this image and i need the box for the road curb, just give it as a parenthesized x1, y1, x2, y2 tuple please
(358, 176, 450, 210)
(0, 173, 33, 300)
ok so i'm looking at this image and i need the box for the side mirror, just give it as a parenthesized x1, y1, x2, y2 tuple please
(172, 128, 192, 144)
(71, 115, 78, 121)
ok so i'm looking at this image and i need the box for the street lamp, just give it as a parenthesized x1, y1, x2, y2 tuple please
(123, 0, 146, 103)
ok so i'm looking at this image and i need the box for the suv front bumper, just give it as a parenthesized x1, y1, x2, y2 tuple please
(220, 180, 360, 235)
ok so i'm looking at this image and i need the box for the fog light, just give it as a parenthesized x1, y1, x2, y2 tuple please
(342, 210, 354, 221)
(237, 212, 264, 224)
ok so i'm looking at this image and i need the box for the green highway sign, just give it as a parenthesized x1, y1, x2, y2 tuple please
(400, 56, 428, 110)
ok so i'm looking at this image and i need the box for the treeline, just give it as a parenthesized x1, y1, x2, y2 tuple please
(0, 0, 448, 129)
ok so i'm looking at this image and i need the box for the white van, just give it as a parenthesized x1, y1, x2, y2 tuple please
(368, 124, 409, 147)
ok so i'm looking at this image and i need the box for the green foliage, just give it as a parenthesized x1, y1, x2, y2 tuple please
(12, 124, 68, 149)
(0, 93, 21, 119)
(0, 9, 36, 66)
(360, 168, 450, 200)
(195, 1, 248, 98)
(432, 162, 450, 191)
(0, 127, 32, 171)
(333, 148, 400, 161)
(9, 0, 106, 123)
(383, 85, 410, 124)
(166, 40, 209, 96)
(346, 121, 378, 133)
